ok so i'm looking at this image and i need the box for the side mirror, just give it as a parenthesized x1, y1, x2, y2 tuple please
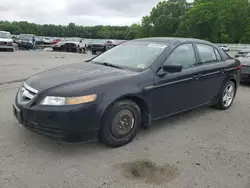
(157, 64, 182, 77)
(163, 64, 183, 73)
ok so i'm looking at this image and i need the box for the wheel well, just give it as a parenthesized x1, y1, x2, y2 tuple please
(125, 96, 150, 128)
(102, 96, 151, 129)
(229, 78, 236, 88)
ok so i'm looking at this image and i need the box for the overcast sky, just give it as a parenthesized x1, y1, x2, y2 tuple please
(0, 0, 192, 26)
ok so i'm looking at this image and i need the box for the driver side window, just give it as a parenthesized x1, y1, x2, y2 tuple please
(164, 44, 196, 69)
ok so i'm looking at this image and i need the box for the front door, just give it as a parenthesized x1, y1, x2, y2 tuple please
(151, 43, 203, 119)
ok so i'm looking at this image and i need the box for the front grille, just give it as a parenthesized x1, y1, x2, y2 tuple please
(23, 121, 64, 139)
(92, 44, 102, 47)
(0, 41, 7, 45)
(64, 43, 76, 47)
(18, 83, 38, 104)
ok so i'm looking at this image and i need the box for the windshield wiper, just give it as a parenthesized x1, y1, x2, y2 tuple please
(92, 61, 124, 69)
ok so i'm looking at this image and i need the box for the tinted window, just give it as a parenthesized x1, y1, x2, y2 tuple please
(214, 49, 222, 61)
(197, 44, 217, 63)
(165, 44, 196, 69)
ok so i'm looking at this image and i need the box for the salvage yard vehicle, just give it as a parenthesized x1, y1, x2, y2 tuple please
(218, 45, 229, 52)
(51, 40, 66, 51)
(105, 40, 127, 51)
(42, 37, 53, 45)
(235, 49, 250, 58)
(0, 31, 15, 52)
(91, 40, 108, 54)
(17, 34, 36, 49)
(238, 52, 250, 82)
(63, 37, 86, 53)
(13, 37, 241, 147)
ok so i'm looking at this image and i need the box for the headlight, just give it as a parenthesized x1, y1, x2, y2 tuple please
(40, 94, 97, 106)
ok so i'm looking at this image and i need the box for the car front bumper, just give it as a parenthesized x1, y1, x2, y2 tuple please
(18, 42, 33, 48)
(0, 45, 14, 49)
(92, 46, 106, 51)
(13, 100, 100, 142)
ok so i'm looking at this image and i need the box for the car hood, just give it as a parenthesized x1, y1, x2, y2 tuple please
(0, 38, 12, 42)
(25, 62, 135, 92)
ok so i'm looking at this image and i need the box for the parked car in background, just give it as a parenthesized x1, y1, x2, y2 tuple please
(51, 40, 66, 52)
(105, 40, 127, 50)
(235, 49, 250, 58)
(42, 37, 53, 45)
(91, 40, 108, 54)
(238, 52, 250, 82)
(35, 36, 44, 45)
(218, 45, 229, 52)
(85, 39, 95, 50)
(52, 38, 61, 44)
(13, 37, 241, 147)
(18, 34, 36, 49)
(0, 31, 15, 52)
(63, 37, 86, 53)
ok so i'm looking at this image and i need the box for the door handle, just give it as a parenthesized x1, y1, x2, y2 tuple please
(193, 73, 202, 80)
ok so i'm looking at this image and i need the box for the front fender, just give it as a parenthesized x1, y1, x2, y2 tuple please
(96, 85, 149, 121)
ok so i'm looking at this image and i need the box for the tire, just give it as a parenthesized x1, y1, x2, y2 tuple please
(213, 81, 236, 110)
(100, 100, 141, 147)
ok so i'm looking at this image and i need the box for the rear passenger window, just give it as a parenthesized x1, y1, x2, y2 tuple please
(214, 49, 222, 61)
(197, 44, 217, 63)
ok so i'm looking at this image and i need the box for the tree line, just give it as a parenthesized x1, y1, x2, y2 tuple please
(1, 0, 250, 43)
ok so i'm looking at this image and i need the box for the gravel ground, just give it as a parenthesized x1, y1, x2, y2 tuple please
(0, 51, 250, 188)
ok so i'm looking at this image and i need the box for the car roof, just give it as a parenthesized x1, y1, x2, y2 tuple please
(132, 37, 214, 46)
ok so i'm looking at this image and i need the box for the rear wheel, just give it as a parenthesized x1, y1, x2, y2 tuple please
(100, 100, 141, 147)
(214, 81, 236, 110)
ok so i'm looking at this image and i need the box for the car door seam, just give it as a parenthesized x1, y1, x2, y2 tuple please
(202, 71, 221, 77)
(144, 77, 193, 91)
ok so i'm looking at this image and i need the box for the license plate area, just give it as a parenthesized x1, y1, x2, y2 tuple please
(13, 104, 23, 124)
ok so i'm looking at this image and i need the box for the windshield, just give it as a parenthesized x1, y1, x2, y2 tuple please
(92, 41, 167, 70)
(0, 32, 11, 39)
(93, 40, 106, 44)
(19, 35, 34, 40)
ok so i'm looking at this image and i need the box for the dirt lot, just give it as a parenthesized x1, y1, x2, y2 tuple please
(0, 51, 250, 188)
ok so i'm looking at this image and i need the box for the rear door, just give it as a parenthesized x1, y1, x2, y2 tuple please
(194, 43, 227, 103)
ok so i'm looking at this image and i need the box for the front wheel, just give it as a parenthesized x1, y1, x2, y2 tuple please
(100, 100, 141, 147)
(214, 81, 236, 110)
